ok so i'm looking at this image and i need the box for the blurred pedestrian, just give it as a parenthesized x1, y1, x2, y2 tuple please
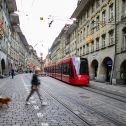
(25, 68, 42, 105)
(11, 69, 14, 79)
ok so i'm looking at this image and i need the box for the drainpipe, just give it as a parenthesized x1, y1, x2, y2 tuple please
(110, 0, 117, 84)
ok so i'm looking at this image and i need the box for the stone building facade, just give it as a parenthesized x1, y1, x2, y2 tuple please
(0, 0, 17, 75)
(49, 0, 126, 84)
(112, 0, 126, 84)
(0, 0, 41, 76)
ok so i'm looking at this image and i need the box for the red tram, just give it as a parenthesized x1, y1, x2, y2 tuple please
(44, 56, 89, 86)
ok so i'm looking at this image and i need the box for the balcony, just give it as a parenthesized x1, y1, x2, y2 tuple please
(5, 0, 17, 13)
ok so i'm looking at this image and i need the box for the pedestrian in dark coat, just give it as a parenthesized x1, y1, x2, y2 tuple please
(11, 69, 14, 79)
(25, 68, 42, 105)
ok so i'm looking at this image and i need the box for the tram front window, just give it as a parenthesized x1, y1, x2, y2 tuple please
(73, 57, 88, 75)
(80, 58, 89, 75)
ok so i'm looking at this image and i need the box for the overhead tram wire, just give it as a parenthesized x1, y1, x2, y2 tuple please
(40, 15, 78, 28)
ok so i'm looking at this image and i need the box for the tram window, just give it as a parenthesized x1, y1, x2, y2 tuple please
(58, 65, 61, 73)
(57, 65, 60, 73)
(66, 64, 70, 75)
(62, 63, 70, 75)
(59, 64, 61, 73)
(62, 63, 66, 74)
(55, 66, 57, 73)
(57, 65, 59, 73)
(69, 64, 73, 77)
(80, 58, 89, 74)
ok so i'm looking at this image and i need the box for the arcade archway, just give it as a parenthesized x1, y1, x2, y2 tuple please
(1, 59, 5, 75)
(91, 60, 98, 79)
(120, 60, 126, 84)
(102, 57, 113, 82)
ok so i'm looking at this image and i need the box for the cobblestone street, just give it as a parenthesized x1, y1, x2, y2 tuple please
(0, 74, 126, 126)
(0, 74, 87, 126)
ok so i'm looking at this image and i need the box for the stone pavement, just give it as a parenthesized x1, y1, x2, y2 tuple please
(90, 80, 126, 97)
(0, 76, 126, 126)
(0, 75, 86, 126)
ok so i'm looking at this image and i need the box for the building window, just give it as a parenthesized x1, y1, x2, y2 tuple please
(80, 47, 82, 55)
(77, 49, 79, 55)
(109, 30, 114, 46)
(91, 41, 94, 52)
(91, 20, 95, 34)
(96, 0, 100, 9)
(91, 3, 95, 13)
(102, 10, 106, 27)
(83, 45, 85, 55)
(122, 27, 126, 51)
(80, 31, 83, 43)
(87, 25, 89, 36)
(83, 14, 86, 22)
(96, 16, 100, 31)
(96, 37, 99, 50)
(83, 28, 85, 40)
(109, 4, 114, 21)
(86, 44, 89, 54)
(78, 33, 79, 43)
(75, 41, 77, 50)
(87, 9, 90, 19)
(122, 0, 126, 16)
(102, 34, 106, 48)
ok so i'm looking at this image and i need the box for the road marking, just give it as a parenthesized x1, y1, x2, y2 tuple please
(34, 105, 39, 110)
(37, 112, 43, 118)
(118, 90, 124, 93)
(41, 123, 49, 126)
(42, 101, 48, 106)
(31, 100, 36, 104)
(73, 110, 80, 115)
(31, 96, 34, 99)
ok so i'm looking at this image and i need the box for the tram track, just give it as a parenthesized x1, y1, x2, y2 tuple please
(26, 75, 126, 126)
(41, 80, 126, 126)
(25, 75, 92, 126)
(66, 93, 126, 126)
(42, 88, 93, 126)
(82, 86, 126, 103)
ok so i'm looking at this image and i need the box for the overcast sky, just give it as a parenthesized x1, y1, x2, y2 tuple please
(15, 0, 78, 58)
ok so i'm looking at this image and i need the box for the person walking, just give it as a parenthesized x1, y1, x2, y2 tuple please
(25, 68, 42, 105)
(11, 69, 14, 79)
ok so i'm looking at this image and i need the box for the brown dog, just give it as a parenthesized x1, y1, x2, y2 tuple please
(0, 96, 12, 107)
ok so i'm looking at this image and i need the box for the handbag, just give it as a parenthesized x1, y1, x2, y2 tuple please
(32, 85, 38, 91)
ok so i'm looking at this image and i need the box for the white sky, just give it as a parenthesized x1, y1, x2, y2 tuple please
(15, 0, 78, 58)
